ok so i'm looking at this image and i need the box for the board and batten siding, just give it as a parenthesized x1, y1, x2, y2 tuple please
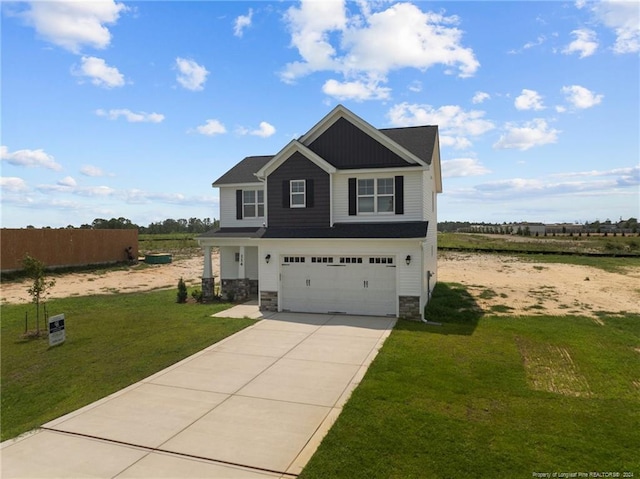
(332, 170, 425, 224)
(219, 186, 265, 228)
(266, 152, 331, 228)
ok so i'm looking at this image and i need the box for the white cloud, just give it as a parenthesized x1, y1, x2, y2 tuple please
(195, 119, 227, 136)
(551, 166, 639, 180)
(96, 109, 164, 123)
(175, 57, 209, 91)
(58, 176, 77, 187)
(408, 80, 422, 93)
(19, 0, 126, 53)
(589, 0, 640, 54)
(0, 177, 28, 192)
(281, 1, 478, 99)
(251, 122, 276, 138)
(234, 9, 253, 37)
(73, 56, 125, 88)
(81, 165, 111, 177)
(462, 165, 639, 201)
(442, 158, 491, 178)
(561, 85, 603, 109)
(322, 78, 390, 101)
(524, 35, 546, 50)
(472, 91, 490, 104)
(388, 102, 495, 149)
(563, 29, 598, 58)
(1, 145, 62, 170)
(515, 89, 545, 111)
(493, 119, 560, 151)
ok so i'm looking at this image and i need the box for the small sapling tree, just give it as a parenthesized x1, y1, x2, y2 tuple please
(177, 277, 188, 303)
(22, 254, 56, 336)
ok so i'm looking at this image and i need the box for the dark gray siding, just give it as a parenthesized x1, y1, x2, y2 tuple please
(267, 151, 330, 228)
(309, 117, 411, 169)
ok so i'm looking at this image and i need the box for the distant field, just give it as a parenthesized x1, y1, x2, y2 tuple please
(138, 233, 200, 254)
(439, 232, 640, 256)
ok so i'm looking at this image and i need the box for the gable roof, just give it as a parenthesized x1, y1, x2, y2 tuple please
(380, 126, 438, 166)
(255, 140, 336, 179)
(212, 105, 441, 186)
(300, 104, 428, 168)
(212, 155, 272, 186)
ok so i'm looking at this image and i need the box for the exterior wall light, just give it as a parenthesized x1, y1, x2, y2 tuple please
(405, 255, 411, 265)
(265, 254, 271, 264)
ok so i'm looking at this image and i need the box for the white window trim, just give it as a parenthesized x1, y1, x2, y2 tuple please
(290, 179, 306, 208)
(243, 189, 264, 218)
(357, 177, 394, 215)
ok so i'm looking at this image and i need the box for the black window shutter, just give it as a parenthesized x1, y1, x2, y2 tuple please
(236, 189, 243, 219)
(282, 180, 290, 208)
(306, 179, 314, 208)
(394, 176, 404, 215)
(348, 178, 357, 216)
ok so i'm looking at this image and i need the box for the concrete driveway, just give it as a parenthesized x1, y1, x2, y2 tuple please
(1, 311, 396, 478)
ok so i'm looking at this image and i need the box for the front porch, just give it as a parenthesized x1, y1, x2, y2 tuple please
(199, 243, 259, 303)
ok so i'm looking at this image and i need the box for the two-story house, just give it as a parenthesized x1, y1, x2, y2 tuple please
(197, 105, 442, 320)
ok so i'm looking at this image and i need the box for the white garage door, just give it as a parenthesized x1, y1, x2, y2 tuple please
(281, 255, 396, 316)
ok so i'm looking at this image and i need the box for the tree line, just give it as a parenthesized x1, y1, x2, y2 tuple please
(27, 217, 220, 234)
(439, 218, 638, 234)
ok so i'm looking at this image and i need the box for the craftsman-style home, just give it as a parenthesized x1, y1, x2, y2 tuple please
(198, 105, 442, 320)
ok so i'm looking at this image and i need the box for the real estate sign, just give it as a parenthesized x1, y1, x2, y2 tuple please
(48, 314, 65, 347)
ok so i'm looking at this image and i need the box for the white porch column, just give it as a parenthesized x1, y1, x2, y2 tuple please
(203, 245, 213, 278)
(201, 245, 215, 303)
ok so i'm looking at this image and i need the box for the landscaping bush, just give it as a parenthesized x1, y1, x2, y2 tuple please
(176, 277, 188, 303)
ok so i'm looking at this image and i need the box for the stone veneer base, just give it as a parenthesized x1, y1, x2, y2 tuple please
(260, 291, 278, 312)
(399, 295, 421, 321)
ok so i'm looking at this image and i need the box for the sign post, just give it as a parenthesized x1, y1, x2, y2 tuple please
(48, 314, 66, 347)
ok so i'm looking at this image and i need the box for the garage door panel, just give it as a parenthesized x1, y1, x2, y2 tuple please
(281, 256, 396, 316)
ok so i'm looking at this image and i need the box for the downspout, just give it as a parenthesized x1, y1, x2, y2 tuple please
(421, 270, 441, 326)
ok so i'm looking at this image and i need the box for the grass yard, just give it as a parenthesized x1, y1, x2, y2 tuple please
(0, 290, 253, 441)
(300, 283, 640, 478)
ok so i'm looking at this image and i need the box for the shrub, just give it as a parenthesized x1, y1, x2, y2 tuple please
(176, 277, 188, 303)
(191, 288, 203, 303)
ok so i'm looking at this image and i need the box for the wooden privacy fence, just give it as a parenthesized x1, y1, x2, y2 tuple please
(0, 229, 138, 272)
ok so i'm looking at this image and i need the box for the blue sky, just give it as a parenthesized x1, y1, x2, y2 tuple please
(1, 0, 638, 228)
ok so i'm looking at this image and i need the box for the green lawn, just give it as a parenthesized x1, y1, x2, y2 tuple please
(1, 290, 254, 441)
(300, 283, 640, 478)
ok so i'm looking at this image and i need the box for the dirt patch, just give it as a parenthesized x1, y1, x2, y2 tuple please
(438, 252, 640, 319)
(2, 251, 639, 321)
(1, 253, 219, 305)
(515, 337, 592, 397)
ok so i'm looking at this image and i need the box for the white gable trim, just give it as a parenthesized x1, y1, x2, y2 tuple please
(431, 133, 443, 194)
(255, 140, 337, 179)
(299, 104, 428, 168)
(214, 181, 263, 188)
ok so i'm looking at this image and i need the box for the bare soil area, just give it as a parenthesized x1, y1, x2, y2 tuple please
(439, 252, 640, 319)
(2, 251, 639, 319)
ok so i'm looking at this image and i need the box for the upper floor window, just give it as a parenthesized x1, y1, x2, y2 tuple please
(358, 178, 394, 213)
(290, 180, 306, 208)
(243, 190, 264, 218)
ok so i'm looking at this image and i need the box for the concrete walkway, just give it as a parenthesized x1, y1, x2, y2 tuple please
(1, 309, 396, 478)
